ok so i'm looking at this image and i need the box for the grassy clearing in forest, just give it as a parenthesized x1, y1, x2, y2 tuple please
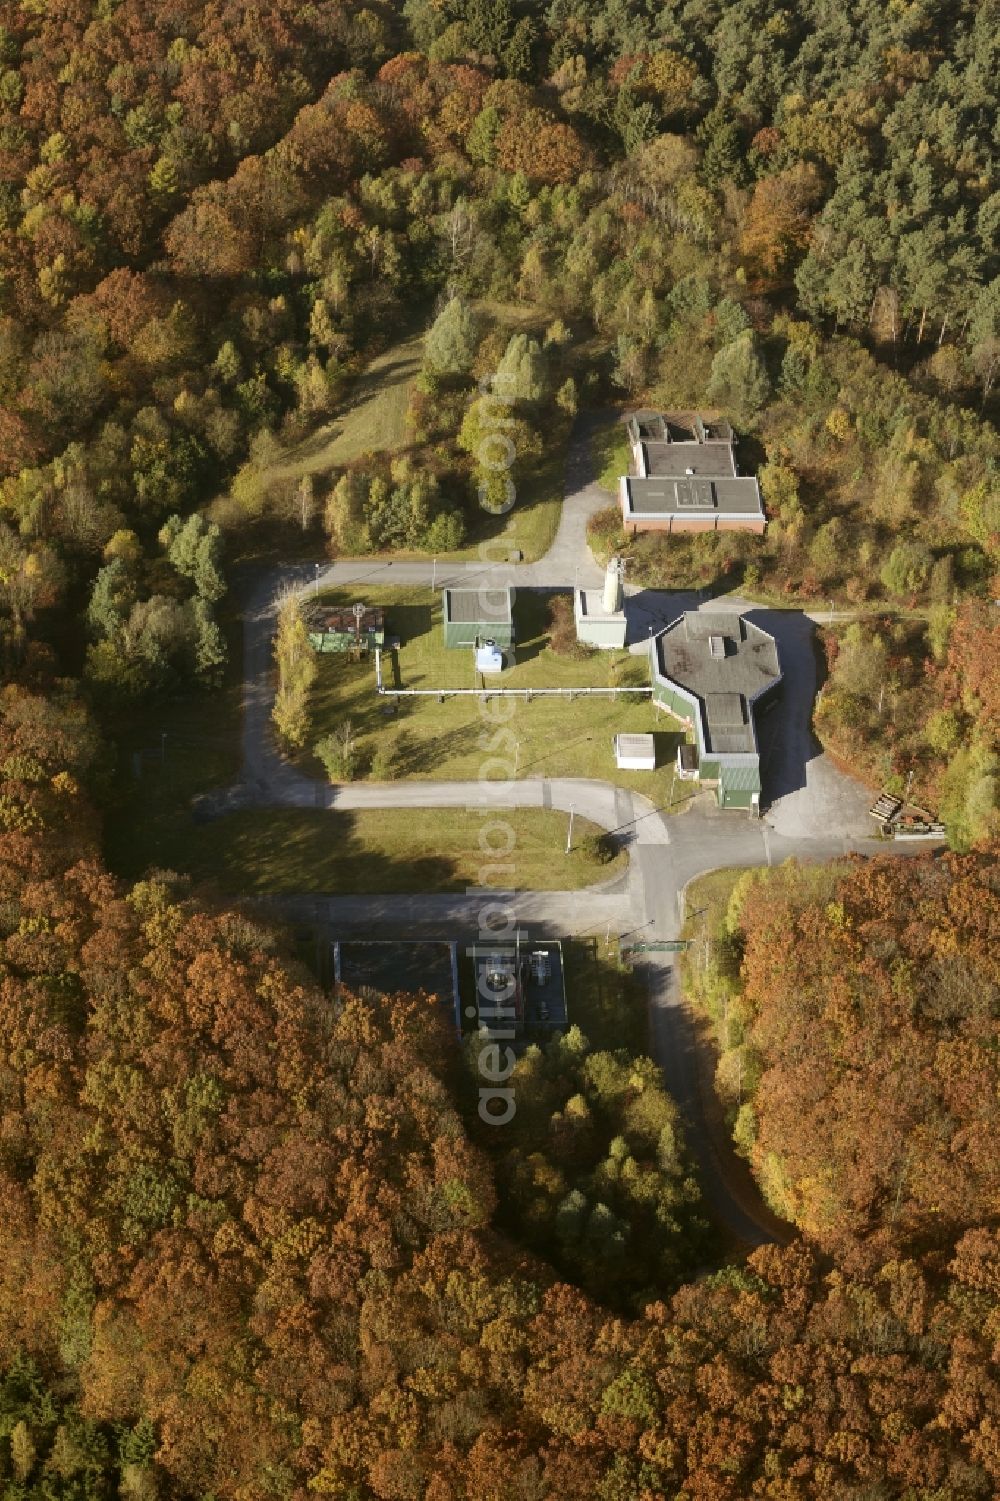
(271, 334, 424, 482)
(302, 586, 690, 806)
(453, 432, 565, 563)
(102, 603, 244, 882)
(562, 937, 648, 1055)
(591, 416, 631, 493)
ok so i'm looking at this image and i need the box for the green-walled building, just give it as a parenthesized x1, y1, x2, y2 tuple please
(442, 586, 515, 650)
(650, 611, 781, 812)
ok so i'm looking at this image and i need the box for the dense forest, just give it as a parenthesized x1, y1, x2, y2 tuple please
(0, 687, 998, 1497)
(0, 0, 998, 1493)
(685, 854, 999, 1246)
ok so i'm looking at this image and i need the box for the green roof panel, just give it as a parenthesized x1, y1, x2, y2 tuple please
(719, 763, 761, 794)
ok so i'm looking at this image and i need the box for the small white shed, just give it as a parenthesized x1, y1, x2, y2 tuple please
(614, 733, 656, 770)
(476, 639, 504, 673)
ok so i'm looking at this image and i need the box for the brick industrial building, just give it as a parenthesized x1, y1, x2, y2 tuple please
(619, 411, 766, 536)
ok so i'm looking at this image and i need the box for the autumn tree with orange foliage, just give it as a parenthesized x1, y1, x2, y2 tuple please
(495, 108, 592, 184)
(728, 852, 999, 1247)
(740, 162, 823, 285)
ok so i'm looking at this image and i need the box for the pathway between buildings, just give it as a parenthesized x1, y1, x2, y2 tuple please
(228, 410, 923, 1249)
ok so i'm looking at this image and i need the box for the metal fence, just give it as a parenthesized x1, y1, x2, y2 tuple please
(380, 685, 653, 698)
(373, 647, 652, 699)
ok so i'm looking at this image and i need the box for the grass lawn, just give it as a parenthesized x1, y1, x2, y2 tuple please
(453, 431, 565, 563)
(268, 334, 423, 484)
(591, 413, 631, 493)
(303, 586, 690, 806)
(207, 331, 427, 565)
(159, 806, 623, 895)
(678, 865, 835, 1047)
(681, 867, 747, 933)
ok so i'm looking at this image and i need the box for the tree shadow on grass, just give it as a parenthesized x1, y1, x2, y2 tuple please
(187, 808, 461, 896)
(511, 588, 561, 666)
(561, 938, 648, 1066)
(392, 718, 486, 776)
(384, 601, 432, 646)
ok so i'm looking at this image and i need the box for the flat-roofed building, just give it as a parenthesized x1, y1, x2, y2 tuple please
(574, 557, 627, 649)
(442, 586, 515, 649)
(574, 588, 627, 648)
(614, 732, 656, 770)
(650, 611, 781, 811)
(619, 410, 765, 535)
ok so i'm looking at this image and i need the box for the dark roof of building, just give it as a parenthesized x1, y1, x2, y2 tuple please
(627, 411, 670, 442)
(444, 586, 513, 624)
(622, 409, 761, 517)
(642, 440, 738, 479)
(654, 612, 781, 755)
(625, 475, 763, 516)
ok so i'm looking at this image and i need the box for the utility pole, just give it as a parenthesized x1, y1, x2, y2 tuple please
(314, 563, 320, 597)
(565, 805, 575, 854)
(160, 732, 167, 766)
(432, 557, 437, 590)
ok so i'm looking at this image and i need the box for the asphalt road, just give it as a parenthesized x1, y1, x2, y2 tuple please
(228, 411, 928, 1249)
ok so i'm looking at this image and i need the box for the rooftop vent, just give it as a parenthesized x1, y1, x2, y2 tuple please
(709, 634, 725, 658)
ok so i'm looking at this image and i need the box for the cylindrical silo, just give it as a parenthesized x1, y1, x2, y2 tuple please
(603, 557, 624, 613)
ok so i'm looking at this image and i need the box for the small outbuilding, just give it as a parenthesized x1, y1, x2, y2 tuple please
(475, 640, 504, 674)
(309, 603, 385, 653)
(575, 559, 627, 650)
(574, 588, 627, 649)
(676, 743, 699, 779)
(442, 586, 514, 650)
(614, 732, 656, 771)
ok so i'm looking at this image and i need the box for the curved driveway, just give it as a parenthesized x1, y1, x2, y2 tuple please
(230, 411, 920, 1249)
